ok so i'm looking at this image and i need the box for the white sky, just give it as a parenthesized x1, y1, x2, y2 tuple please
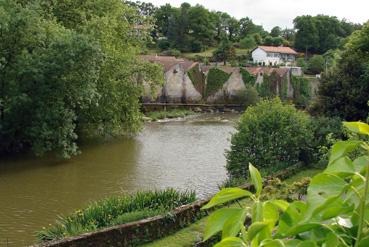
(142, 0, 369, 31)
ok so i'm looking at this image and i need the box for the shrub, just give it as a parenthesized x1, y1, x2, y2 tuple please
(160, 49, 181, 57)
(226, 98, 313, 178)
(307, 54, 325, 74)
(239, 35, 256, 49)
(227, 85, 259, 106)
(157, 39, 171, 51)
(240, 68, 256, 86)
(37, 189, 196, 241)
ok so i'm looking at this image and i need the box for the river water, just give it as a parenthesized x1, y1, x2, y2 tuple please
(0, 113, 239, 246)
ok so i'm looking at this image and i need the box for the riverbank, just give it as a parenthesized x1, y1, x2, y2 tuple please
(145, 109, 196, 121)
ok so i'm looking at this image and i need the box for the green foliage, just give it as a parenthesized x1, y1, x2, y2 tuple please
(213, 40, 236, 65)
(294, 15, 359, 54)
(240, 68, 256, 86)
(307, 55, 325, 74)
(226, 98, 314, 178)
(188, 65, 206, 95)
(37, 189, 196, 241)
(239, 36, 256, 49)
(228, 85, 259, 106)
(256, 73, 278, 98)
(316, 22, 369, 121)
(146, 109, 195, 121)
(203, 122, 369, 246)
(206, 68, 231, 96)
(296, 58, 307, 71)
(160, 49, 181, 57)
(291, 76, 311, 108)
(0, 0, 162, 157)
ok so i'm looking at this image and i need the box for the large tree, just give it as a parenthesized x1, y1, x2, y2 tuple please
(314, 22, 369, 120)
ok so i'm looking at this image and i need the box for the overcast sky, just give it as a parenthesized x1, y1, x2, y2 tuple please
(142, 0, 368, 31)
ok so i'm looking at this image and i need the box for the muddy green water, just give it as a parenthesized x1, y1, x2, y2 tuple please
(0, 113, 239, 246)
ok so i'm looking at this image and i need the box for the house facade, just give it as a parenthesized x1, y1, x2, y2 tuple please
(252, 46, 298, 66)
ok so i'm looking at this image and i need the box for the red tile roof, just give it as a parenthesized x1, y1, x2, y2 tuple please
(257, 46, 298, 55)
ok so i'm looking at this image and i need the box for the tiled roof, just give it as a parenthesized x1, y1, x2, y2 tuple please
(257, 46, 298, 55)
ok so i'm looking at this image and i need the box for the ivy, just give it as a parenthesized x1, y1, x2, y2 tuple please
(281, 76, 289, 100)
(205, 68, 231, 97)
(291, 75, 311, 107)
(240, 68, 256, 86)
(187, 65, 206, 96)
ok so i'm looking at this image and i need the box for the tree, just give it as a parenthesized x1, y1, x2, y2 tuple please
(0, 0, 162, 157)
(239, 35, 256, 49)
(270, 26, 282, 37)
(294, 15, 319, 56)
(315, 22, 369, 120)
(213, 39, 236, 65)
(307, 55, 325, 74)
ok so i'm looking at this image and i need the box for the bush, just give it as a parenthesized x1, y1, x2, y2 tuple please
(37, 189, 196, 241)
(157, 39, 171, 51)
(190, 40, 204, 52)
(228, 85, 259, 106)
(239, 36, 256, 49)
(226, 98, 313, 178)
(160, 49, 181, 57)
(307, 55, 325, 74)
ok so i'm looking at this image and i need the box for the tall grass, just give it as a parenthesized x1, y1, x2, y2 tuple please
(37, 189, 196, 242)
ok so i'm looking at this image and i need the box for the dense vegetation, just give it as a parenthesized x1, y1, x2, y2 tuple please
(146, 109, 195, 121)
(226, 99, 314, 178)
(313, 22, 369, 121)
(203, 121, 369, 247)
(205, 68, 231, 97)
(38, 189, 196, 241)
(0, 0, 162, 157)
(127, 1, 361, 57)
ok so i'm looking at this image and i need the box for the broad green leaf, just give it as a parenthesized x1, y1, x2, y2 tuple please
(307, 173, 347, 208)
(324, 232, 340, 247)
(262, 202, 279, 238)
(296, 240, 318, 247)
(329, 140, 362, 164)
(214, 237, 247, 247)
(252, 201, 264, 223)
(269, 200, 289, 211)
(285, 222, 321, 236)
(249, 163, 262, 197)
(204, 208, 246, 240)
(276, 201, 307, 237)
(326, 156, 355, 177)
(260, 239, 286, 247)
(284, 240, 302, 247)
(222, 208, 247, 239)
(343, 121, 369, 136)
(202, 188, 252, 209)
(247, 222, 268, 241)
(353, 156, 369, 173)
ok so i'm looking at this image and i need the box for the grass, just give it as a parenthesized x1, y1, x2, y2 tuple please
(37, 189, 196, 242)
(143, 168, 322, 247)
(146, 109, 195, 121)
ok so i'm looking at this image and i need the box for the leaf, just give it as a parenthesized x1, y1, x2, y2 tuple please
(353, 156, 369, 173)
(214, 237, 247, 247)
(358, 235, 369, 247)
(307, 173, 347, 208)
(260, 239, 286, 247)
(247, 222, 268, 241)
(276, 201, 307, 237)
(285, 222, 321, 236)
(222, 208, 248, 239)
(329, 140, 362, 164)
(249, 163, 262, 197)
(204, 208, 246, 240)
(296, 240, 318, 247)
(269, 200, 289, 212)
(343, 121, 369, 136)
(326, 156, 355, 177)
(202, 188, 252, 209)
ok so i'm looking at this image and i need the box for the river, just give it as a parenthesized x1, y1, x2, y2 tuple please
(0, 113, 239, 246)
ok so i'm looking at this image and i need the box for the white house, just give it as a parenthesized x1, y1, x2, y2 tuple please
(252, 46, 298, 66)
